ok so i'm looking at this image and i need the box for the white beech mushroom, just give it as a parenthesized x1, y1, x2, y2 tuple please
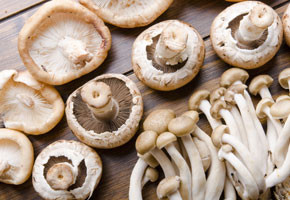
(132, 20, 205, 91)
(156, 132, 192, 200)
(18, 0, 111, 85)
(0, 70, 64, 135)
(80, 0, 173, 28)
(32, 140, 102, 200)
(66, 73, 143, 149)
(0, 128, 34, 185)
(211, 1, 283, 69)
(249, 75, 274, 100)
(282, 4, 290, 46)
(156, 176, 181, 200)
(192, 137, 211, 172)
(278, 68, 290, 94)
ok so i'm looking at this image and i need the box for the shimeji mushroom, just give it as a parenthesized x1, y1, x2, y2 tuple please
(66, 73, 143, 149)
(18, 0, 111, 85)
(132, 20, 205, 91)
(80, 0, 173, 28)
(0, 70, 64, 135)
(249, 75, 274, 100)
(141, 167, 159, 187)
(0, 129, 34, 185)
(156, 176, 181, 200)
(192, 137, 211, 172)
(282, 4, 290, 46)
(278, 68, 290, 94)
(32, 140, 102, 200)
(211, 1, 283, 69)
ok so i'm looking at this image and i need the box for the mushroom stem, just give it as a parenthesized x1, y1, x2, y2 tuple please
(260, 87, 273, 100)
(224, 177, 237, 200)
(230, 106, 248, 147)
(0, 161, 10, 177)
(16, 94, 34, 108)
(236, 4, 274, 43)
(151, 148, 176, 178)
(81, 81, 119, 121)
(266, 120, 276, 175)
(199, 100, 221, 129)
(157, 176, 182, 200)
(141, 167, 159, 188)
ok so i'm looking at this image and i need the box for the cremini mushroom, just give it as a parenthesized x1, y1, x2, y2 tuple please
(0, 70, 64, 135)
(156, 176, 181, 200)
(66, 73, 143, 149)
(282, 4, 290, 46)
(278, 68, 290, 94)
(32, 140, 102, 200)
(18, 0, 111, 85)
(211, 1, 283, 69)
(0, 128, 34, 185)
(132, 20, 205, 91)
(80, 0, 173, 28)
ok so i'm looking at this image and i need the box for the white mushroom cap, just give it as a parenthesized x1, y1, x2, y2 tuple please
(32, 140, 102, 200)
(0, 128, 34, 185)
(282, 4, 290, 46)
(18, 0, 111, 85)
(66, 73, 143, 149)
(0, 70, 64, 135)
(132, 20, 205, 91)
(80, 0, 173, 28)
(211, 1, 283, 69)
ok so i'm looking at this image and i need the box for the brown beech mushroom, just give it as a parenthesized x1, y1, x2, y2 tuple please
(141, 167, 159, 187)
(18, 0, 111, 85)
(66, 73, 143, 149)
(249, 75, 274, 100)
(32, 140, 102, 199)
(283, 4, 290, 46)
(211, 1, 283, 69)
(132, 20, 205, 91)
(0, 129, 33, 185)
(80, 0, 173, 28)
(0, 70, 64, 135)
(278, 68, 290, 93)
(157, 176, 181, 200)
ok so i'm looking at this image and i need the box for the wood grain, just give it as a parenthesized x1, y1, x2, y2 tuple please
(0, 0, 289, 200)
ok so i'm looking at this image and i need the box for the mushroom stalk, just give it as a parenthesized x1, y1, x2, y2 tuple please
(199, 100, 221, 129)
(141, 167, 158, 188)
(266, 120, 276, 175)
(259, 87, 273, 100)
(219, 109, 242, 141)
(224, 177, 237, 200)
(230, 107, 248, 147)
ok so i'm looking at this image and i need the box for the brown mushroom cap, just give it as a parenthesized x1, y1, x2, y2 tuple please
(18, 0, 111, 85)
(256, 98, 274, 118)
(278, 68, 290, 89)
(249, 75, 273, 95)
(137, 153, 159, 168)
(157, 176, 181, 199)
(156, 132, 177, 149)
(210, 100, 228, 119)
(136, 131, 158, 155)
(212, 125, 229, 148)
(270, 95, 290, 119)
(144, 167, 159, 183)
(143, 109, 175, 134)
(181, 110, 199, 124)
(66, 73, 143, 149)
(224, 84, 247, 104)
(168, 116, 195, 137)
(282, 4, 290, 46)
(188, 90, 210, 110)
(220, 68, 249, 88)
(80, 0, 173, 28)
(210, 87, 227, 104)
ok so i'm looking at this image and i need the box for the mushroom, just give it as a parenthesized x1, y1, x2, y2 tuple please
(80, 0, 173, 28)
(211, 1, 283, 69)
(224, 177, 237, 200)
(66, 73, 143, 149)
(278, 68, 290, 94)
(18, 0, 111, 85)
(132, 20, 205, 91)
(32, 140, 102, 200)
(282, 4, 290, 46)
(156, 176, 181, 200)
(274, 176, 290, 200)
(141, 167, 159, 187)
(0, 128, 34, 185)
(249, 75, 274, 100)
(0, 70, 64, 135)
(192, 137, 211, 172)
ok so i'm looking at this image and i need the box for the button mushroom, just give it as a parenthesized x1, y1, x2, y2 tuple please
(32, 140, 102, 199)
(0, 128, 34, 185)
(18, 0, 111, 85)
(66, 73, 143, 149)
(0, 70, 64, 135)
(80, 0, 173, 28)
(211, 1, 283, 69)
(283, 4, 290, 46)
(132, 20, 205, 91)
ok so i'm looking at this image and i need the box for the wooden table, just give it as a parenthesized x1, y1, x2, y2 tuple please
(0, 0, 289, 199)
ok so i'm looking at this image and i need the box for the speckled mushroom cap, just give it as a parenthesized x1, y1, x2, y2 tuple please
(79, 0, 173, 28)
(0, 70, 64, 135)
(18, 0, 111, 85)
(210, 1, 283, 69)
(66, 73, 143, 149)
(132, 20, 205, 91)
(32, 140, 102, 200)
(283, 4, 290, 46)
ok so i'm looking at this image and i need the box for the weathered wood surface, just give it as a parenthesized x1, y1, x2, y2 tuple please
(0, 0, 289, 199)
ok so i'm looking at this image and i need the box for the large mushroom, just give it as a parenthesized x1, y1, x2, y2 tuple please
(66, 73, 143, 149)
(80, 0, 173, 28)
(211, 1, 283, 69)
(132, 20, 205, 91)
(0, 128, 34, 185)
(0, 70, 64, 135)
(32, 140, 102, 200)
(18, 0, 111, 85)
(282, 4, 290, 46)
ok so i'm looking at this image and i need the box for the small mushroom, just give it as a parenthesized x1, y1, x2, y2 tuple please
(249, 75, 274, 100)
(18, 0, 111, 85)
(0, 128, 34, 185)
(157, 176, 181, 200)
(141, 167, 159, 187)
(282, 4, 290, 46)
(132, 20, 205, 91)
(0, 70, 64, 135)
(278, 68, 290, 94)
(80, 0, 173, 28)
(66, 73, 143, 149)
(211, 1, 283, 69)
(32, 140, 102, 200)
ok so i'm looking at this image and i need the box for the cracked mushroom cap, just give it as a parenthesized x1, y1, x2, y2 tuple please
(278, 68, 290, 90)
(132, 20, 205, 91)
(0, 128, 34, 185)
(249, 74, 273, 95)
(211, 1, 283, 69)
(18, 0, 111, 85)
(0, 70, 64, 135)
(32, 140, 102, 200)
(283, 4, 290, 46)
(66, 73, 143, 149)
(80, 0, 173, 28)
